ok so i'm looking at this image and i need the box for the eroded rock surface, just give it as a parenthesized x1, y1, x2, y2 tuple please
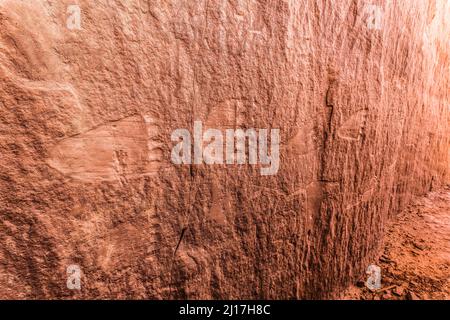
(343, 186, 450, 300)
(0, 0, 449, 299)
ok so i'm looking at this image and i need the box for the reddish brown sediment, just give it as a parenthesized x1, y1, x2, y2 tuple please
(343, 187, 450, 300)
(0, 0, 449, 299)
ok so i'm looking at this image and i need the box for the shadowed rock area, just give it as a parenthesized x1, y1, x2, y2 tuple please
(0, 0, 449, 299)
(343, 186, 450, 300)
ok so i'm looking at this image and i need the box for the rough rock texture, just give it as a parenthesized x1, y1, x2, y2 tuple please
(0, 0, 449, 299)
(343, 186, 450, 300)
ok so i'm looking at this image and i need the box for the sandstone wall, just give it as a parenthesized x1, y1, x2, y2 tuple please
(0, 0, 449, 299)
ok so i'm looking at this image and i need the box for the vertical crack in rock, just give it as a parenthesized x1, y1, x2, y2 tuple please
(0, 0, 449, 299)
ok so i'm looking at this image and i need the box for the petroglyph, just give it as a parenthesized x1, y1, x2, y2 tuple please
(209, 181, 228, 225)
(0, 0, 449, 300)
(205, 99, 246, 129)
(47, 115, 164, 182)
(337, 110, 368, 141)
(286, 124, 318, 156)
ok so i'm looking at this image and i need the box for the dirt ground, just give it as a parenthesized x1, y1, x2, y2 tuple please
(343, 186, 450, 300)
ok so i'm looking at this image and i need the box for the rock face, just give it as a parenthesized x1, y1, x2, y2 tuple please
(0, 0, 448, 299)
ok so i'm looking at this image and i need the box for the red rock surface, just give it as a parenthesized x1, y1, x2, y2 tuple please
(343, 186, 450, 300)
(0, 0, 449, 299)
